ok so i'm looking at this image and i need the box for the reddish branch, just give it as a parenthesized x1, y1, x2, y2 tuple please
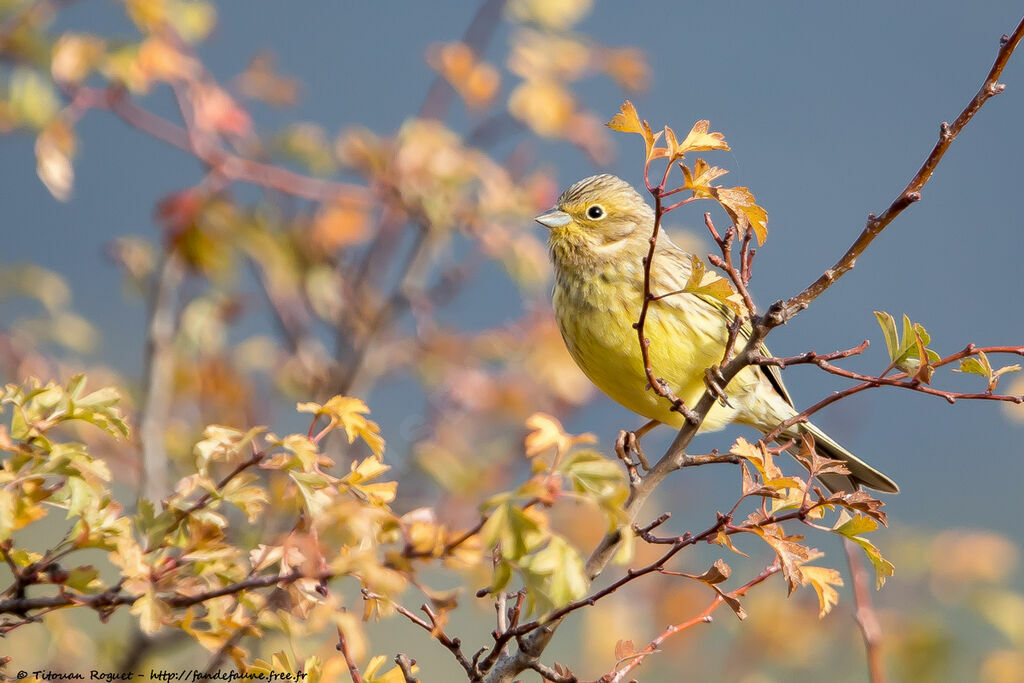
(845, 540, 886, 683)
(632, 167, 699, 423)
(761, 344, 1024, 443)
(62, 85, 368, 204)
(595, 562, 782, 683)
(781, 20, 1024, 319)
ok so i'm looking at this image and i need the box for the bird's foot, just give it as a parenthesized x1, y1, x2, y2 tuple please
(704, 366, 732, 407)
(615, 429, 649, 485)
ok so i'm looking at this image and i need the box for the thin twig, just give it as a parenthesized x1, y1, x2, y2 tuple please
(337, 623, 364, 683)
(597, 563, 781, 683)
(394, 654, 420, 683)
(780, 18, 1024, 320)
(62, 85, 367, 204)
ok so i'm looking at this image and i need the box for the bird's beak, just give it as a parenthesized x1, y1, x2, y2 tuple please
(535, 208, 572, 229)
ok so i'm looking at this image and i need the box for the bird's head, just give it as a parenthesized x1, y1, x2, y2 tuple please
(535, 174, 653, 252)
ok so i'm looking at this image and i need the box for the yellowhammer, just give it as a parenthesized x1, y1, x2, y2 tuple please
(537, 173, 898, 494)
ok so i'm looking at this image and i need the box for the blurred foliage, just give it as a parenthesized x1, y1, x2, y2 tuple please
(1, 0, 1022, 682)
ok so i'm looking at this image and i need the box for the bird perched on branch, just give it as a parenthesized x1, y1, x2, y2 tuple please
(537, 173, 898, 494)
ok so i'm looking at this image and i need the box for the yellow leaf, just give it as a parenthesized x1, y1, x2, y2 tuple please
(605, 100, 659, 159)
(299, 396, 385, 459)
(51, 34, 106, 84)
(711, 186, 768, 246)
(682, 254, 742, 314)
(130, 588, 169, 634)
(800, 565, 843, 617)
(676, 119, 729, 155)
(509, 80, 575, 137)
(524, 412, 595, 459)
(682, 158, 729, 198)
(35, 121, 75, 201)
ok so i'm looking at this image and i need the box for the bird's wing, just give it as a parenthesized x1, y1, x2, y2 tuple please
(651, 242, 795, 407)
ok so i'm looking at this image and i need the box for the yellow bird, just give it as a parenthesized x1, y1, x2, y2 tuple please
(537, 174, 898, 494)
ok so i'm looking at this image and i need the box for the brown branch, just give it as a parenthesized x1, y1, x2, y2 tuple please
(363, 591, 480, 680)
(596, 563, 781, 683)
(705, 213, 757, 316)
(0, 568, 329, 618)
(750, 340, 871, 368)
(402, 515, 488, 561)
(780, 17, 1024, 321)
(394, 654, 420, 683)
(337, 623, 364, 683)
(500, 502, 825, 647)
(529, 661, 578, 683)
(138, 251, 184, 502)
(761, 344, 1024, 442)
(632, 181, 699, 424)
(845, 539, 886, 683)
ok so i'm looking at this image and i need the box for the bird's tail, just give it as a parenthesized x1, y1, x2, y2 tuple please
(787, 422, 900, 494)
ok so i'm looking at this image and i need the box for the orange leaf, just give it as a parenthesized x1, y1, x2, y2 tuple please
(676, 120, 729, 155)
(605, 100, 659, 159)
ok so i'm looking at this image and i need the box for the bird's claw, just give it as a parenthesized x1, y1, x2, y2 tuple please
(615, 429, 650, 485)
(704, 366, 732, 407)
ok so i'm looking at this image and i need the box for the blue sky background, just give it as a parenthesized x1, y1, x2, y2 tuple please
(2, 2, 1023, 549)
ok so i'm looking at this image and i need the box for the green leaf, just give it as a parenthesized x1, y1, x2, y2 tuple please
(479, 502, 548, 562)
(874, 311, 940, 377)
(832, 511, 894, 588)
(520, 535, 588, 613)
(65, 565, 103, 593)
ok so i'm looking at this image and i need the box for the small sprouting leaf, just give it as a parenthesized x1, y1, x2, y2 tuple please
(874, 311, 900, 361)
(561, 450, 623, 493)
(130, 588, 169, 634)
(954, 350, 1021, 392)
(731, 437, 783, 481)
(873, 312, 940, 378)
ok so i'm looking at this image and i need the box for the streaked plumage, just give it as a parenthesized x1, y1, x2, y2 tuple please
(539, 174, 898, 494)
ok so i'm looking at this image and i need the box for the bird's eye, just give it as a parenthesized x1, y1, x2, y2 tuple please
(587, 205, 605, 219)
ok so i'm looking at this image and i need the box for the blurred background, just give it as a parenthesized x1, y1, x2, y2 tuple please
(2, 1, 1023, 681)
